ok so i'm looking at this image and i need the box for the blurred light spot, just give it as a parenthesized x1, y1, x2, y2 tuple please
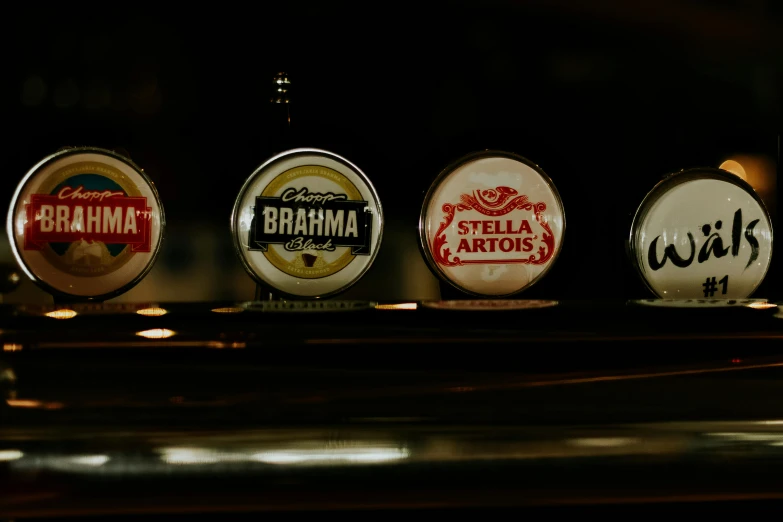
(137, 328, 175, 339)
(7, 399, 64, 409)
(272, 72, 291, 103)
(720, 159, 747, 180)
(21, 75, 47, 106)
(731, 358, 742, 363)
(251, 447, 410, 465)
(45, 309, 77, 320)
(756, 420, 783, 425)
(375, 303, 418, 310)
(211, 307, 244, 314)
(53, 78, 80, 109)
(206, 341, 246, 349)
(70, 455, 109, 467)
(3, 344, 22, 352)
(568, 437, 639, 447)
(720, 155, 776, 204)
(160, 447, 225, 465)
(136, 307, 168, 317)
(0, 368, 16, 383)
(747, 301, 777, 310)
(0, 450, 23, 462)
(9, 273, 20, 283)
(708, 432, 783, 442)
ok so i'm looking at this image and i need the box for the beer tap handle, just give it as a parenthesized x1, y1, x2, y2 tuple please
(256, 72, 293, 302)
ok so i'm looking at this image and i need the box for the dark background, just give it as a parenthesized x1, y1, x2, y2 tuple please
(1, 1, 780, 303)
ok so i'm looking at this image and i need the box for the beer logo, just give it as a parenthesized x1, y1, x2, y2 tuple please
(8, 148, 164, 299)
(233, 149, 383, 298)
(432, 186, 555, 267)
(631, 169, 772, 299)
(420, 152, 565, 296)
(23, 162, 152, 276)
(249, 165, 372, 279)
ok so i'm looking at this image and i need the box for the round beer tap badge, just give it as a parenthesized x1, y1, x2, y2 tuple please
(7, 147, 164, 299)
(232, 148, 383, 298)
(629, 168, 772, 299)
(420, 151, 565, 296)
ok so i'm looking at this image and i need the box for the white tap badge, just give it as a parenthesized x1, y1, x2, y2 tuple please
(629, 168, 772, 299)
(419, 151, 565, 296)
(7, 147, 164, 300)
(232, 148, 383, 298)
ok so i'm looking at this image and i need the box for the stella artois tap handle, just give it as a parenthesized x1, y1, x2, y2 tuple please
(419, 150, 566, 300)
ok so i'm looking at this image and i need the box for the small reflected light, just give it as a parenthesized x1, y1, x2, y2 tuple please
(756, 420, 783, 425)
(136, 307, 168, 317)
(3, 344, 22, 352)
(252, 447, 410, 465)
(211, 307, 244, 314)
(746, 302, 777, 310)
(157, 445, 409, 467)
(136, 328, 176, 339)
(45, 309, 77, 320)
(70, 455, 109, 467)
(720, 155, 776, 197)
(160, 447, 225, 465)
(708, 432, 783, 442)
(731, 358, 742, 363)
(206, 341, 246, 349)
(7, 399, 64, 409)
(0, 449, 23, 462)
(568, 437, 639, 447)
(720, 159, 747, 180)
(9, 273, 20, 283)
(375, 303, 418, 310)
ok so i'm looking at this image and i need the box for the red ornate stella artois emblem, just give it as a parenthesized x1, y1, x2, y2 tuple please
(431, 186, 555, 267)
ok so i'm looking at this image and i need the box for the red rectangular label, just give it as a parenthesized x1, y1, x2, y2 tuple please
(24, 190, 152, 252)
